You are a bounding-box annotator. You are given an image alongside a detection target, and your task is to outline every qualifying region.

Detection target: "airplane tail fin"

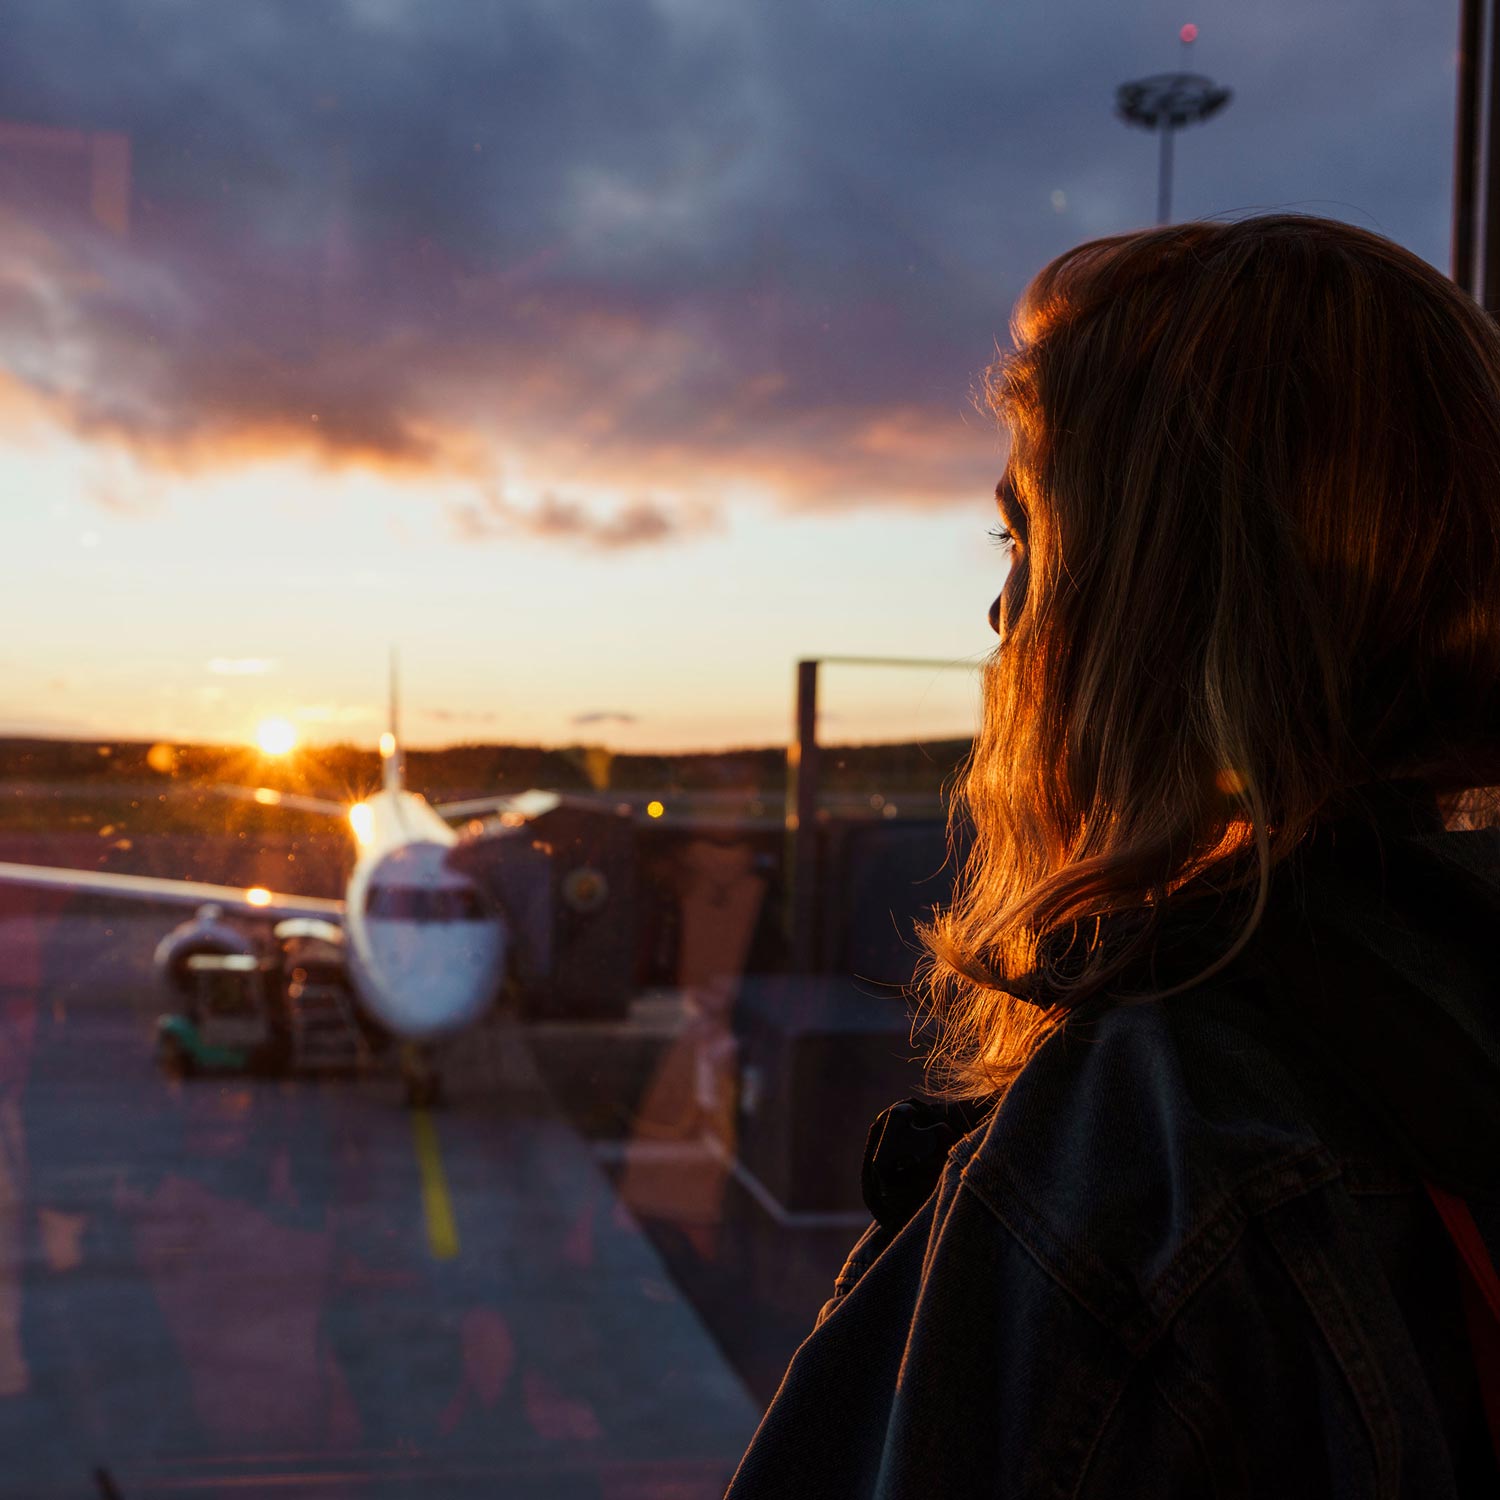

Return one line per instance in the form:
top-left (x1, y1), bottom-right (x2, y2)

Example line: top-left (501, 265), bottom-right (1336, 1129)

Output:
top-left (382, 646), bottom-right (404, 794)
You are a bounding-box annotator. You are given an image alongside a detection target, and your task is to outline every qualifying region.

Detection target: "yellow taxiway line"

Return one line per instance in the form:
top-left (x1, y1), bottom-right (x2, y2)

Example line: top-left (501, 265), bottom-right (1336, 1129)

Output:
top-left (410, 1109), bottom-right (460, 1260)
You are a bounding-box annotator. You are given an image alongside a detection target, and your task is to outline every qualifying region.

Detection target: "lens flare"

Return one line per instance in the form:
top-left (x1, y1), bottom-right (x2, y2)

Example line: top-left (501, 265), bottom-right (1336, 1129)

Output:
top-left (349, 801), bottom-right (376, 846)
top-left (245, 887), bottom-right (273, 907)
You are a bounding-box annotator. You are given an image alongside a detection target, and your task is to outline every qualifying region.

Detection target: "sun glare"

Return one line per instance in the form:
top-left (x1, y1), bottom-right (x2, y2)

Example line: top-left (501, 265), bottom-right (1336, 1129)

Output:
top-left (349, 801), bottom-right (375, 847)
top-left (255, 717), bottom-right (298, 756)
top-left (245, 887), bottom-right (273, 907)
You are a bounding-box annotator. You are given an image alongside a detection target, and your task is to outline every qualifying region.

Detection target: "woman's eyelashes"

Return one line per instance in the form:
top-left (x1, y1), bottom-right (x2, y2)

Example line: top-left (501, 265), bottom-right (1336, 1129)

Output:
top-left (988, 524), bottom-right (1016, 552)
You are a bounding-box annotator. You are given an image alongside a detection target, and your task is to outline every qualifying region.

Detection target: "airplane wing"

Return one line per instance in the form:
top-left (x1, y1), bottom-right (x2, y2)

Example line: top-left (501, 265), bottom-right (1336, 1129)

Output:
top-left (197, 784), bottom-right (350, 818)
top-left (433, 790), bottom-right (564, 822)
top-left (0, 862), bottom-right (343, 922)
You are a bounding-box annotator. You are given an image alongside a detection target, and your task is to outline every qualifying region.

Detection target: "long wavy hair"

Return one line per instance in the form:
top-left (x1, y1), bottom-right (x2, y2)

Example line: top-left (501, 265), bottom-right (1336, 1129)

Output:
top-left (921, 215), bottom-right (1500, 1100)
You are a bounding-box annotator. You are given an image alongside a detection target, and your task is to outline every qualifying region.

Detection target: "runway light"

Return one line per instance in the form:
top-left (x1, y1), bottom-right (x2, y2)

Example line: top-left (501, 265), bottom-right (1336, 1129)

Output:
top-left (253, 787), bottom-right (283, 806)
top-left (379, 731), bottom-right (397, 759)
top-left (349, 801), bottom-right (375, 846)
top-left (646, 800), bottom-right (665, 819)
top-left (245, 887), bottom-right (273, 907)
top-left (255, 717), bottom-right (298, 756)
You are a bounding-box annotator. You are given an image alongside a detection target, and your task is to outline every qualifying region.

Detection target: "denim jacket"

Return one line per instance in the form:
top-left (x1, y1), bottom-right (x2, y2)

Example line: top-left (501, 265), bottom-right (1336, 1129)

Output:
top-left (726, 815), bottom-right (1500, 1498)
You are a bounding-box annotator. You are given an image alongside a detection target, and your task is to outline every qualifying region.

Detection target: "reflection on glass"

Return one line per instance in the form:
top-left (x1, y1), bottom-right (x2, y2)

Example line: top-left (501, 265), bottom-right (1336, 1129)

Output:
top-left (0, 1), bottom-right (1453, 1494)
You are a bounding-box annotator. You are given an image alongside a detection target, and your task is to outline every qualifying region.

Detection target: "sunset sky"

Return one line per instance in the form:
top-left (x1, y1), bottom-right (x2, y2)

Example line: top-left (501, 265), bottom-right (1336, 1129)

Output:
top-left (0, 0), bottom-right (1459, 750)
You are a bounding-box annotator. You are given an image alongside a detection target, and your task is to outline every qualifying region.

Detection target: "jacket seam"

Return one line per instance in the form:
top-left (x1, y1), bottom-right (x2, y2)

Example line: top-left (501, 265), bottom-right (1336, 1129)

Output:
top-left (963, 1144), bottom-right (1341, 1354)
top-left (1260, 1197), bottom-right (1401, 1496)
top-left (956, 1178), bottom-right (1128, 1336)
top-left (1146, 1147), bottom-right (1343, 1332)
top-left (1147, 1371), bottom-right (1216, 1497)
top-left (834, 1249), bottom-right (880, 1294)
top-left (1065, 1368), bottom-right (1135, 1500)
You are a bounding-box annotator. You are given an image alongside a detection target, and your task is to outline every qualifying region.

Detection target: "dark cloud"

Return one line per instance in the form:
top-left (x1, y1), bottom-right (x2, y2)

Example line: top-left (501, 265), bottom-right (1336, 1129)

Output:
top-left (0, 0), bottom-right (1459, 532)
top-left (571, 711), bottom-right (638, 727)
top-left (447, 485), bottom-right (715, 549)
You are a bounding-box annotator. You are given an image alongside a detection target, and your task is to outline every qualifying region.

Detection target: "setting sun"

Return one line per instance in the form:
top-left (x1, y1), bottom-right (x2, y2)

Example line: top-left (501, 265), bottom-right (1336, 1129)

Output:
top-left (254, 717), bottom-right (298, 756)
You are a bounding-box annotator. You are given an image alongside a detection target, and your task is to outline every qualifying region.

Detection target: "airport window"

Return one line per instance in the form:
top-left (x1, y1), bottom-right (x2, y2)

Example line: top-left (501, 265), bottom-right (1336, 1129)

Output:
top-left (0, 5), bottom-right (1464, 1496)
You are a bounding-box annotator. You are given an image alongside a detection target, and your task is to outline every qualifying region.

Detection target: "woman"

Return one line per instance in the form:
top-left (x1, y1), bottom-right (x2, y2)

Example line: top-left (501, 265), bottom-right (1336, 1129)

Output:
top-left (727, 216), bottom-right (1500, 1497)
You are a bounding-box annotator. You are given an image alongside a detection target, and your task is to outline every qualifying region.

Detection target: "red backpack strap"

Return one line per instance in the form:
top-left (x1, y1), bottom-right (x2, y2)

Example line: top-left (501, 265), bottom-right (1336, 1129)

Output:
top-left (1424, 1180), bottom-right (1500, 1464)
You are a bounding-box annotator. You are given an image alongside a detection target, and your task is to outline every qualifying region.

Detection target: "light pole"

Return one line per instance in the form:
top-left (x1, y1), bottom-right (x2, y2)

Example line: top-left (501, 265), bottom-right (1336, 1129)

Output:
top-left (1116, 24), bottom-right (1232, 225)
top-left (1450, 0), bottom-right (1500, 312)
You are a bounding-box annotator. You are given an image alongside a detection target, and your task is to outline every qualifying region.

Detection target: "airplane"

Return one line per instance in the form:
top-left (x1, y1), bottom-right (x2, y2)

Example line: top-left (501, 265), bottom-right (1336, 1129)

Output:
top-left (0, 658), bottom-right (558, 1105)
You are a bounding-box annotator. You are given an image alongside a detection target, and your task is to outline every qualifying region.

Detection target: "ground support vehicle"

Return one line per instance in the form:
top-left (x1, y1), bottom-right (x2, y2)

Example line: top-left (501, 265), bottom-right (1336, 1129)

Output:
top-left (155, 937), bottom-right (369, 1077)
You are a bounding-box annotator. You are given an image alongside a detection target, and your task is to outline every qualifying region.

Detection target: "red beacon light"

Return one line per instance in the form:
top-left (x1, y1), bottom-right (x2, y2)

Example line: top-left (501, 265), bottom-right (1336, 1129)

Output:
top-left (1180, 23), bottom-right (1199, 44)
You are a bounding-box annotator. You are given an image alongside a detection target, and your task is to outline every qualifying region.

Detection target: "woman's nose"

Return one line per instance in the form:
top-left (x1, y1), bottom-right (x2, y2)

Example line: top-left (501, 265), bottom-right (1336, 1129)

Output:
top-left (988, 594), bottom-right (1002, 636)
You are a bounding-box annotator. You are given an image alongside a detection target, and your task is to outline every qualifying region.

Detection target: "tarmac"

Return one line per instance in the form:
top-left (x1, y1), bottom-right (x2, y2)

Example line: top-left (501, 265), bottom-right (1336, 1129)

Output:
top-left (0, 907), bottom-right (763, 1498)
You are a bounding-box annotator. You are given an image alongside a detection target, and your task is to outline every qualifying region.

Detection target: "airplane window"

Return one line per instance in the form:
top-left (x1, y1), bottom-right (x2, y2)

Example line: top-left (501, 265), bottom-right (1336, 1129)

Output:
top-left (0, 4), bottom-right (1458, 1496)
top-left (444, 889), bottom-right (489, 922)
top-left (365, 886), bottom-right (489, 922)
top-left (366, 885), bottom-right (411, 920)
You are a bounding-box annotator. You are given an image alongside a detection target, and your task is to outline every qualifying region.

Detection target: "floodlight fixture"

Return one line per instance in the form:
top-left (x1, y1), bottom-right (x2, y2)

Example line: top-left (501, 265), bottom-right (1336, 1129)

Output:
top-left (1117, 32), bottom-right (1232, 225)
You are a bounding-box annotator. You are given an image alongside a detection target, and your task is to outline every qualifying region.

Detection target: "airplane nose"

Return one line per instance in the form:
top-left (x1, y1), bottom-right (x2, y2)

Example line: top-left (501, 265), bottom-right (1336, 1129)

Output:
top-left (357, 921), bottom-right (505, 1040)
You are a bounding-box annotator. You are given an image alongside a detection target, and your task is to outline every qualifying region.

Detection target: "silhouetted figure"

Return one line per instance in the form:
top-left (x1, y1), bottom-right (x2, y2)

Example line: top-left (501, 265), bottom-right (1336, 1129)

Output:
top-left (729, 216), bottom-right (1500, 1497)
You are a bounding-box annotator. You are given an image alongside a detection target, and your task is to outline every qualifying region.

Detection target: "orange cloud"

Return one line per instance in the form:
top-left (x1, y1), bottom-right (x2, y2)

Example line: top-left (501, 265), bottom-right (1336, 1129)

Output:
top-left (0, 200), bottom-right (1003, 539)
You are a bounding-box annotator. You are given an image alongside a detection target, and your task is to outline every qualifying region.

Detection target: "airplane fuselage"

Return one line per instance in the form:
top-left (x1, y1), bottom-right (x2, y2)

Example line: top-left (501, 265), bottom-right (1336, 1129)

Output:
top-left (342, 788), bottom-right (507, 1041)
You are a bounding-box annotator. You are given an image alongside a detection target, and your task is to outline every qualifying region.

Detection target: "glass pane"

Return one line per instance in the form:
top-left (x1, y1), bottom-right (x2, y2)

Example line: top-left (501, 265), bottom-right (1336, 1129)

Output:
top-left (0, 4), bottom-right (1458, 1494)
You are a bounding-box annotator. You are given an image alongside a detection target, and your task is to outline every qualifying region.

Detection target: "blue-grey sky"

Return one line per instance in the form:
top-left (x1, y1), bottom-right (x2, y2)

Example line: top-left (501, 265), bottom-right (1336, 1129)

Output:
top-left (0, 0), bottom-right (1462, 748)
